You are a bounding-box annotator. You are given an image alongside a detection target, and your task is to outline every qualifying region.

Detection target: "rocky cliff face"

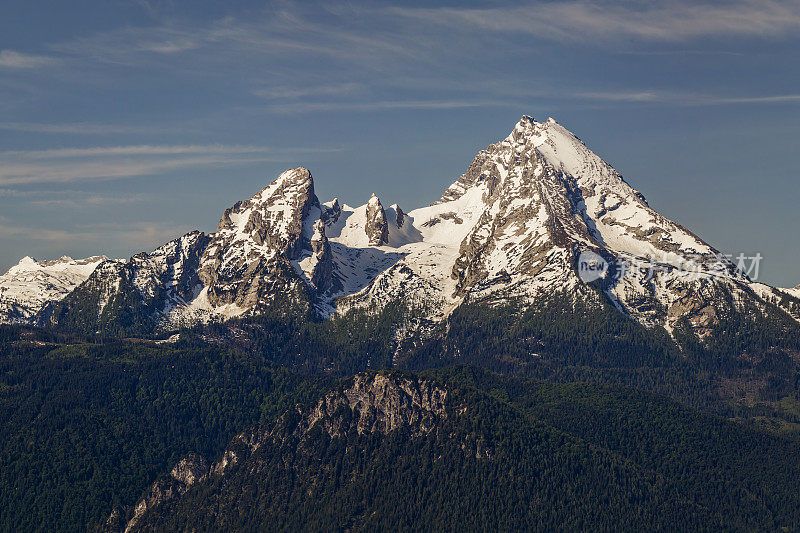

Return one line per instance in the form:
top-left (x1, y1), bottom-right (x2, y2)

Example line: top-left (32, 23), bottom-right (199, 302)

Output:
top-left (213, 373), bottom-right (447, 475)
top-left (394, 205), bottom-right (406, 228)
top-left (304, 372), bottom-right (447, 437)
top-left (107, 373), bottom-right (448, 531)
top-left (43, 169), bottom-right (323, 331)
top-left (331, 116), bottom-right (777, 337)
top-left (427, 116), bottom-right (753, 335)
top-left (197, 167), bottom-right (318, 309)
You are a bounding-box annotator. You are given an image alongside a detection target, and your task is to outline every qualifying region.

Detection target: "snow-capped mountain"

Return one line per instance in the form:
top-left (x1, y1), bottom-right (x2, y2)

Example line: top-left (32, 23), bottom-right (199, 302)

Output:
top-left (0, 256), bottom-right (106, 324)
top-left (3, 116), bottom-right (798, 336)
top-left (323, 116), bottom-right (795, 336)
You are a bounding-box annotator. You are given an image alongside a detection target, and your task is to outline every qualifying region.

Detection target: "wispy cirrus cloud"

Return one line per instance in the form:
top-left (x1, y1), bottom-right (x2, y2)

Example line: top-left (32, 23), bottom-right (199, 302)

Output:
top-left (45, 8), bottom-right (416, 72)
top-left (256, 91), bottom-right (800, 114)
top-left (253, 82), bottom-right (363, 100)
top-left (0, 121), bottom-right (190, 135)
top-left (0, 187), bottom-right (154, 209)
top-left (0, 50), bottom-right (57, 68)
top-left (3, 0), bottom-right (798, 124)
top-left (573, 90), bottom-right (800, 106)
top-left (390, 0), bottom-right (800, 44)
top-left (0, 144), bottom-right (342, 185)
top-left (26, 193), bottom-right (153, 209)
top-left (711, 94), bottom-right (800, 104)
top-left (34, 0), bottom-right (800, 77)
top-left (1, 144), bottom-right (320, 158)
top-left (262, 99), bottom-right (510, 113)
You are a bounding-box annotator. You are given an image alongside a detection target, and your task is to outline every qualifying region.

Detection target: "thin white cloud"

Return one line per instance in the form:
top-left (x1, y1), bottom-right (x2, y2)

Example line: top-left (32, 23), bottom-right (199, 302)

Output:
top-left (25, 193), bottom-right (153, 208)
top-left (258, 91), bottom-right (800, 114)
top-left (2, 144), bottom-right (337, 159)
top-left (46, 10), bottom-right (417, 72)
top-left (572, 90), bottom-right (800, 106)
top-left (0, 50), bottom-right (57, 68)
top-left (136, 36), bottom-right (203, 54)
top-left (711, 94), bottom-right (800, 104)
top-left (253, 82), bottom-right (363, 100)
top-left (0, 144), bottom-right (342, 185)
top-left (0, 121), bottom-right (189, 135)
top-left (391, 0), bottom-right (800, 44)
top-left (574, 91), bottom-right (661, 102)
top-left (263, 99), bottom-right (509, 113)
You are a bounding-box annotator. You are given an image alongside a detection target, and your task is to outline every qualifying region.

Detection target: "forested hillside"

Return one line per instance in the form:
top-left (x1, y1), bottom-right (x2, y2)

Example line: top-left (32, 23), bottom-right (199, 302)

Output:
top-left (3, 288), bottom-right (800, 532)
top-left (0, 331), bottom-right (331, 531)
top-left (129, 367), bottom-right (800, 531)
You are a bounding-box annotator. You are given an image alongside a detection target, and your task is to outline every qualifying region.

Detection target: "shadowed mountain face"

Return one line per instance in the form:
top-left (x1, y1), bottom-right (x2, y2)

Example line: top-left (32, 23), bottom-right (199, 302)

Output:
top-left (2, 116), bottom-right (798, 338)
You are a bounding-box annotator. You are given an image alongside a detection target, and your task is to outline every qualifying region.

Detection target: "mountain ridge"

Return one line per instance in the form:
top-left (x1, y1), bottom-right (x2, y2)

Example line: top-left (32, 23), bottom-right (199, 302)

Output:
top-left (2, 116), bottom-right (798, 338)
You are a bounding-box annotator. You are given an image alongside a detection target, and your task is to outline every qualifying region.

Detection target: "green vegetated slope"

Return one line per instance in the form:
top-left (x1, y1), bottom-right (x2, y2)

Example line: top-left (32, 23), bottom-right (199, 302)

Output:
top-left (138, 367), bottom-right (800, 532)
top-left (0, 334), bottom-right (331, 531)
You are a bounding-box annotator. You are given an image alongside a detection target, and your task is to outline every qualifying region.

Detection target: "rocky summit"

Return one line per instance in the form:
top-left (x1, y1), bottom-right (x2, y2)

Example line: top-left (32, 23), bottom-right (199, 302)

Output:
top-left (2, 116), bottom-right (798, 336)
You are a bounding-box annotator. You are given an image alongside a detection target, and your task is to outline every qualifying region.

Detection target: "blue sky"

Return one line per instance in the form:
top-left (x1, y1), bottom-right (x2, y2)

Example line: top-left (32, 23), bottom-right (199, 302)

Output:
top-left (1, 0), bottom-right (798, 286)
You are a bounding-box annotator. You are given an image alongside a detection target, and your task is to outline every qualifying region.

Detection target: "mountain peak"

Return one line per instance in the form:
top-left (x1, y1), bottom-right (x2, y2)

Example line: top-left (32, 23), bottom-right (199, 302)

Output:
top-left (515, 114), bottom-right (555, 127)
top-left (251, 167), bottom-right (313, 203)
top-left (512, 114), bottom-right (539, 134)
top-left (280, 166), bottom-right (311, 181)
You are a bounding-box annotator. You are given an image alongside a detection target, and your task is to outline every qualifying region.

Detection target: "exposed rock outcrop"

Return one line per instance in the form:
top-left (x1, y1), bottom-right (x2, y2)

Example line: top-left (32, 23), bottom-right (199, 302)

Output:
top-left (365, 194), bottom-right (389, 246)
top-left (214, 373), bottom-right (448, 477)
top-left (321, 198), bottom-right (341, 225)
top-left (103, 454), bottom-right (209, 533)
top-left (394, 205), bottom-right (406, 228)
top-left (197, 167), bottom-right (318, 309)
top-left (109, 373), bottom-right (449, 531)
top-left (308, 219), bottom-right (337, 293)
top-left (305, 372), bottom-right (447, 437)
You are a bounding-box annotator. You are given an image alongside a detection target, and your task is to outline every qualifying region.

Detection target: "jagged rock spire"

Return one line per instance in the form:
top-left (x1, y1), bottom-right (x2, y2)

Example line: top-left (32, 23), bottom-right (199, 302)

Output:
top-left (321, 198), bottom-right (341, 225)
top-left (309, 220), bottom-right (335, 292)
top-left (394, 205), bottom-right (406, 228)
top-left (365, 193), bottom-right (389, 246)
